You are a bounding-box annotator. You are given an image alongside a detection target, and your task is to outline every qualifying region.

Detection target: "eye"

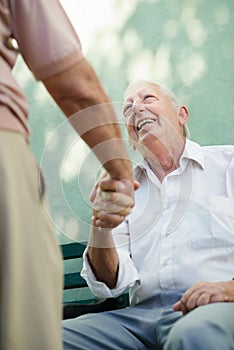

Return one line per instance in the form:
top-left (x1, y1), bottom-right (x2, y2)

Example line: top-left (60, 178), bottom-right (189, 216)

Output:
top-left (123, 103), bottom-right (132, 116)
top-left (144, 95), bottom-right (158, 102)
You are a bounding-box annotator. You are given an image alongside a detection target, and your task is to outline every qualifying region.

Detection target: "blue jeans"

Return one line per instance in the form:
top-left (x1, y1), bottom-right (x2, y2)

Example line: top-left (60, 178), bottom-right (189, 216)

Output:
top-left (63, 291), bottom-right (234, 350)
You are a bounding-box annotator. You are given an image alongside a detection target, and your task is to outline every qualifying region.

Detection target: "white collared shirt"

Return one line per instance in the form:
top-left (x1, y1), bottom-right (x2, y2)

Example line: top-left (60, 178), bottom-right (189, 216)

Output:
top-left (82, 139), bottom-right (234, 305)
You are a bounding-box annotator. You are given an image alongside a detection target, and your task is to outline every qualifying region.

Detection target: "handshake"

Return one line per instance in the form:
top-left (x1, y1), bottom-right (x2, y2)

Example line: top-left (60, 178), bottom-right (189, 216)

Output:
top-left (90, 172), bottom-right (140, 229)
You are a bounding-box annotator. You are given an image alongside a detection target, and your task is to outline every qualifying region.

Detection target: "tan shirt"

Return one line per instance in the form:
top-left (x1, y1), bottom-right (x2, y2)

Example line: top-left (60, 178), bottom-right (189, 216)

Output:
top-left (0, 0), bottom-right (83, 137)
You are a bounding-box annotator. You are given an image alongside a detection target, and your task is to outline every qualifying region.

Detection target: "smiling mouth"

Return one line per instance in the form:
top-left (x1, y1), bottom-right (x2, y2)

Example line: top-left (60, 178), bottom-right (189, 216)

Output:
top-left (137, 118), bottom-right (156, 131)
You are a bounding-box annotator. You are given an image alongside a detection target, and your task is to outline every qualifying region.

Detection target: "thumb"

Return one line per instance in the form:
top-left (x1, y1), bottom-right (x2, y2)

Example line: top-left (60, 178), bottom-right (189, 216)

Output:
top-left (134, 181), bottom-right (140, 191)
top-left (173, 301), bottom-right (181, 311)
top-left (89, 181), bottom-right (99, 202)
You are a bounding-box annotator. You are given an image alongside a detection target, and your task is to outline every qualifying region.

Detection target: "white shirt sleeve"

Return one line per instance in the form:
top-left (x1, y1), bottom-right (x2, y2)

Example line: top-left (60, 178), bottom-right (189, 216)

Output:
top-left (81, 220), bottom-right (140, 299)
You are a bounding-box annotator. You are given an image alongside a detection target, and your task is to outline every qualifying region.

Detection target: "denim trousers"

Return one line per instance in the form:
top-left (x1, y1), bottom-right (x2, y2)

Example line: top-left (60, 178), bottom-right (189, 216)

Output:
top-left (63, 290), bottom-right (234, 350)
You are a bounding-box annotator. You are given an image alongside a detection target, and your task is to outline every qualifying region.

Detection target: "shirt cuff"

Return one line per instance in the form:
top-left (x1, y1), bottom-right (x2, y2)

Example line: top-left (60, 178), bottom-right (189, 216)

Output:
top-left (81, 248), bottom-right (139, 299)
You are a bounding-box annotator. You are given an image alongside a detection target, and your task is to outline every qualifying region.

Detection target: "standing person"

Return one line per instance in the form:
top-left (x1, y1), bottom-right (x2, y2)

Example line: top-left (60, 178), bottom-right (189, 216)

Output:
top-left (63, 81), bottom-right (234, 350)
top-left (0, 1), bottom-right (134, 349)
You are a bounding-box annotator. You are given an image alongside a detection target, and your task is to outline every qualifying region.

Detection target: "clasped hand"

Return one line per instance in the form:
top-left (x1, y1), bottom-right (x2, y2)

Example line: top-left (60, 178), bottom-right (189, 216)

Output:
top-left (90, 172), bottom-right (139, 228)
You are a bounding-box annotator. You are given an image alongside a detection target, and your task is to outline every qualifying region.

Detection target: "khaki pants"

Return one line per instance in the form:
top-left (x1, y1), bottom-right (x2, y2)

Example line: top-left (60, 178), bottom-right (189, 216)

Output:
top-left (0, 131), bottom-right (63, 350)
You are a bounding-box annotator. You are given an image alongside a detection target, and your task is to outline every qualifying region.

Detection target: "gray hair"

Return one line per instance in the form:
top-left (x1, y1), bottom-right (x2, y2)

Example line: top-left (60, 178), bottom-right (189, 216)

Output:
top-left (124, 81), bottom-right (190, 138)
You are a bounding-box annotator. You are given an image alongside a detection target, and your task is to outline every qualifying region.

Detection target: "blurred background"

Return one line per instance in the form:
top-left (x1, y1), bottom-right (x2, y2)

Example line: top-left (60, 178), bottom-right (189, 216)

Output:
top-left (13, 0), bottom-right (234, 245)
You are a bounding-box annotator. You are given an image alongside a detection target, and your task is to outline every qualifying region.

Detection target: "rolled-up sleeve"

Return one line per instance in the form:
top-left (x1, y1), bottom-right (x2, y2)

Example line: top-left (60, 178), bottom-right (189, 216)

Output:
top-left (81, 220), bottom-right (139, 299)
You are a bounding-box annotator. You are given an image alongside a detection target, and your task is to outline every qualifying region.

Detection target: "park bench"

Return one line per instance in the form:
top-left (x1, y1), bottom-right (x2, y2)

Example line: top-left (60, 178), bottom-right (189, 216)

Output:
top-left (61, 241), bottom-right (129, 319)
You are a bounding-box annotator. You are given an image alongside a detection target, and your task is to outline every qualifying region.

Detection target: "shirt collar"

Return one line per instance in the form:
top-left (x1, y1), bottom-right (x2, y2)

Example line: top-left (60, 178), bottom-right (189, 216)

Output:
top-left (180, 139), bottom-right (205, 170)
top-left (134, 139), bottom-right (205, 177)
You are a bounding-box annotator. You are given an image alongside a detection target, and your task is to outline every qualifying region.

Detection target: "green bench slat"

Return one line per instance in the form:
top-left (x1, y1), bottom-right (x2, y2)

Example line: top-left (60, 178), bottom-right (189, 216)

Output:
top-left (61, 242), bottom-right (86, 260)
top-left (64, 272), bottom-right (87, 290)
top-left (61, 241), bottom-right (130, 319)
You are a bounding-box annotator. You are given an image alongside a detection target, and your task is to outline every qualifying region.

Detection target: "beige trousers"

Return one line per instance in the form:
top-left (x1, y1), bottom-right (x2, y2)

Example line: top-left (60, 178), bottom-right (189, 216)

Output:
top-left (0, 130), bottom-right (63, 350)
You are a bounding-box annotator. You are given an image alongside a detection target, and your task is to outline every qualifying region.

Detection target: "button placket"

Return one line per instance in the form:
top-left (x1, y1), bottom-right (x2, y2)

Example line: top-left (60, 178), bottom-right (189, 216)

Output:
top-left (159, 175), bottom-right (178, 288)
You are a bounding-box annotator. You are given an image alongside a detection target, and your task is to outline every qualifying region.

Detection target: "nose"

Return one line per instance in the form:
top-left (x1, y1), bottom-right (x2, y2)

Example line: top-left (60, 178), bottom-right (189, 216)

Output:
top-left (132, 101), bottom-right (145, 115)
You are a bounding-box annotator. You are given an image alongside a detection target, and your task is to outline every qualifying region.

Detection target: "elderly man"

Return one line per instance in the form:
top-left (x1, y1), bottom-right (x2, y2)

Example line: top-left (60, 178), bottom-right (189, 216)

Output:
top-left (63, 81), bottom-right (234, 350)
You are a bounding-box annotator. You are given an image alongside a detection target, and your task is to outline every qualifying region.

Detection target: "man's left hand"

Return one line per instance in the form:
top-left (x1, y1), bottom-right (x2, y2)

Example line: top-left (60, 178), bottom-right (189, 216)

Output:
top-left (173, 280), bottom-right (234, 315)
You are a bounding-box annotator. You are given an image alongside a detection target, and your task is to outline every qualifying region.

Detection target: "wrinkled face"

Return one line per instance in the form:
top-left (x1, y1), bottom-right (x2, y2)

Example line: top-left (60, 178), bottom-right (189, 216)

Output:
top-left (123, 83), bottom-right (185, 150)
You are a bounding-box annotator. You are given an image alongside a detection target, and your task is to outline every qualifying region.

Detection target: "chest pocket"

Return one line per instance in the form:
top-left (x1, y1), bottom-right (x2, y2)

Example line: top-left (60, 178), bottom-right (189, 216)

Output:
top-left (190, 195), bottom-right (234, 250)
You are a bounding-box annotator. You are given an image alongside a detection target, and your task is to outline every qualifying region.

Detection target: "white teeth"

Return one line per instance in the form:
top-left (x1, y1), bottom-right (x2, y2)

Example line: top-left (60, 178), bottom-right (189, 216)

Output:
top-left (137, 118), bottom-right (155, 131)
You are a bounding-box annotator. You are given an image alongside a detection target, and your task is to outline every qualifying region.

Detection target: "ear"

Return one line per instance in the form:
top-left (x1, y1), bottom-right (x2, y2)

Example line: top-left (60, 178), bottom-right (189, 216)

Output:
top-left (178, 106), bottom-right (189, 126)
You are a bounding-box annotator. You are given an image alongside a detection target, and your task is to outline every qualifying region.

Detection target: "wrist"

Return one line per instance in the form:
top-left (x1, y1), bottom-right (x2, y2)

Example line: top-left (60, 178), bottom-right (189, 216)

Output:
top-left (104, 159), bottom-right (133, 182)
top-left (88, 226), bottom-right (114, 249)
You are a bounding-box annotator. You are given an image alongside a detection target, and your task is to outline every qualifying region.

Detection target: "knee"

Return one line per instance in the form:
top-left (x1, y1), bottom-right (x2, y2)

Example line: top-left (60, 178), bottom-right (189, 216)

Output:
top-left (164, 316), bottom-right (233, 350)
top-left (164, 317), bottom-right (204, 349)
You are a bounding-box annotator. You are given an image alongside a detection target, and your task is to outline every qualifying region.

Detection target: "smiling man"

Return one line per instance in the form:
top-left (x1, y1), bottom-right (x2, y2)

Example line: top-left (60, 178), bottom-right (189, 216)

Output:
top-left (123, 81), bottom-right (189, 181)
top-left (63, 81), bottom-right (234, 350)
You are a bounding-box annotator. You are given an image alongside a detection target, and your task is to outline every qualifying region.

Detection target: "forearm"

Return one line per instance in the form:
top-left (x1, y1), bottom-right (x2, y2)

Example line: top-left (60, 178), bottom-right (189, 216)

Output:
top-left (43, 57), bottom-right (133, 182)
top-left (87, 227), bottom-right (119, 289)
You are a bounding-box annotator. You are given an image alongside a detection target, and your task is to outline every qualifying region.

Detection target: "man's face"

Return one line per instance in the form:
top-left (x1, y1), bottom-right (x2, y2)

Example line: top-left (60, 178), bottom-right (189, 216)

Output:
top-left (123, 83), bottom-right (185, 151)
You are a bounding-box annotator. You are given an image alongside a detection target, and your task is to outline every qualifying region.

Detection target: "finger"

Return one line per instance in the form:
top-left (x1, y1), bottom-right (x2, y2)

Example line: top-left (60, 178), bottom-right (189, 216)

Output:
top-left (93, 211), bottom-right (126, 226)
top-left (93, 220), bottom-right (117, 229)
top-left (180, 286), bottom-right (200, 313)
top-left (93, 179), bottom-right (139, 205)
top-left (180, 282), bottom-right (204, 305)
top-left (173, 301), bottom-right (182, 311)
top-left (93, 192), bottom-right (134, 214)
top-left (92, 215), bottom-right (116, 228)
top-left (92, 217), bottom-right (124, 229)
top-left (186, 287), bottom-right (213, 312)
top-left (89, 170), bottom-right (111, 202)
top-left (180, 287), bottom-right (196, 304)
top-left (197, 293), bottom-right (211, 307)
top-left (89, 181), bottom-right (99, 202)
top-left (173, 300), bottom-right (189, 315)
top-left (180, 302), bottom-right (189, 315)
top-left (185, 292), bottom-right (201, 311)
top-left (100, 190), bottom-right (117, 201)
top-left (100, 178), bottom-right (134, 197)
top-left (100, 178), bottom-right (123, 192)
top-left (98, 183), bottom-right (138, 204)
top-left (93, 201), bottom-right (133, 216)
